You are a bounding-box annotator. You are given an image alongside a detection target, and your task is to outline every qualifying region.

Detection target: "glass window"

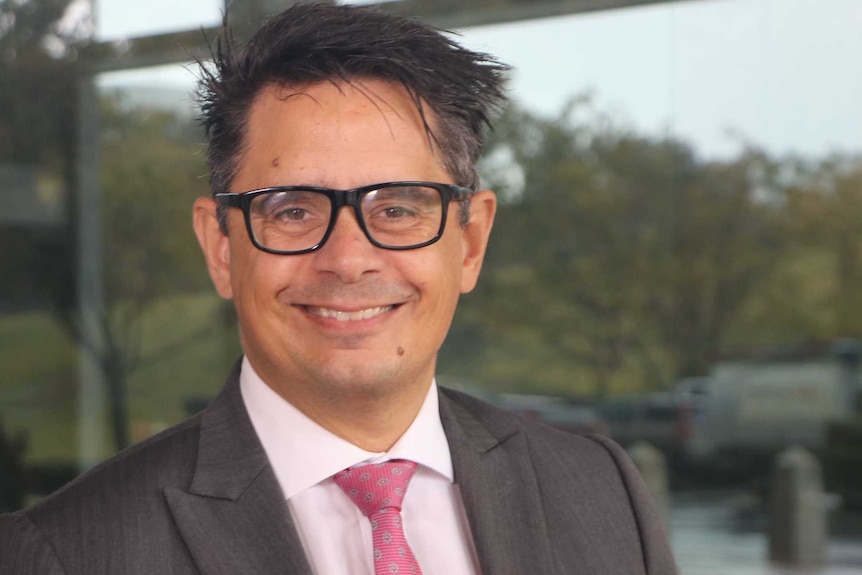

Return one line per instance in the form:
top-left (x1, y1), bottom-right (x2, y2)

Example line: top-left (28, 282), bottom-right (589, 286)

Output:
top-left (0, 59), bottom-right (238, 508)
top-left (85, 65), bottom-right (240, 458)
top-left (440, 2), bottom-right (862, 570)
top-left (2, 0), bottom-right (861, 570)
top-left (1, 0), bottom-right (86, 509)
top-left (460, 0), bottom-right (862, 160)
top-left (440, 0), bottom-right (862, 394)
top-left (96, 0), bottom-right (222, 41)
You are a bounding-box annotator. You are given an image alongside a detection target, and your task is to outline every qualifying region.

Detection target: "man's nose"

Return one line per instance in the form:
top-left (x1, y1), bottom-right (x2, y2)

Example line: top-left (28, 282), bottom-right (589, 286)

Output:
top-left (311, 206), bottom-right (384, 282)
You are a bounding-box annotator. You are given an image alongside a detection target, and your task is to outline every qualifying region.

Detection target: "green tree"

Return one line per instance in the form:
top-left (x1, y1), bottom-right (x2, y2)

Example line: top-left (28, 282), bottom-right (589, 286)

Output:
top-left (651, 149), bottom-right (785, 377)
top-left (86, 93), bottom-right (215, 450)
top-left (728, 155), bottom-right (862, 346)
top-left (444, 101), bottom-right (787, 395)
top-left (449, 102), bottom-right (679, 395)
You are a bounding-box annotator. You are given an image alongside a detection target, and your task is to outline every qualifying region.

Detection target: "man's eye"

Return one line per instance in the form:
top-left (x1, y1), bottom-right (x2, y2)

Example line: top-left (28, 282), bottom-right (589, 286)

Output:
top-left (274, 207), bottom-right (309, 221)
top-left (383, 206), bottom-right (416, 219)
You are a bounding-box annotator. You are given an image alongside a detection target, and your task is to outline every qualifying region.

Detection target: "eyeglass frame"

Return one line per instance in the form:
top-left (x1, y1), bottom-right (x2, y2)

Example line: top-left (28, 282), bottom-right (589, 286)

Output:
top-left (214, 181), bottom-right (475, 255)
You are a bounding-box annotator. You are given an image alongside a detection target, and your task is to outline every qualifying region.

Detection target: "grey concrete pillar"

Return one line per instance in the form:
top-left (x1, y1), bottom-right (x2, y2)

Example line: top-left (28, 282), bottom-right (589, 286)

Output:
top-left (628, 441), bottom-right (670, 528)
top-left (768, 446), bottom-right (826, 567)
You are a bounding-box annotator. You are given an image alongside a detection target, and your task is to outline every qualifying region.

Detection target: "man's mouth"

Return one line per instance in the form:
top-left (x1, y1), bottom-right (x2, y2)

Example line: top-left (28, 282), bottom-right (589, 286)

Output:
top-left (303, 305), bottom-right (395, 321)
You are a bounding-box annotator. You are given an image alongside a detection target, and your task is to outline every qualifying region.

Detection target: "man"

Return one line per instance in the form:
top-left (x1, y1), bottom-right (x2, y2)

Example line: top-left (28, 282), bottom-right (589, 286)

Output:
top-left (0, 3), bottom-right (677, 573)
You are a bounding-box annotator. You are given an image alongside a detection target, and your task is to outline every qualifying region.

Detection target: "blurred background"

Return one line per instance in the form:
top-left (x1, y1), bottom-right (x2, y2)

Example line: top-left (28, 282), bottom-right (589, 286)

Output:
top-left (1, 0), bottom-right (861, 572)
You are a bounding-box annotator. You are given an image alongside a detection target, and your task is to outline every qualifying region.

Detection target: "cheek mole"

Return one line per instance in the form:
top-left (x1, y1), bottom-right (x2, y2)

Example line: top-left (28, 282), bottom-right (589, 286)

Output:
top-left (397, 347), bottom-right (405, 356)
top-left (272, 157), bottom-right (280, 167)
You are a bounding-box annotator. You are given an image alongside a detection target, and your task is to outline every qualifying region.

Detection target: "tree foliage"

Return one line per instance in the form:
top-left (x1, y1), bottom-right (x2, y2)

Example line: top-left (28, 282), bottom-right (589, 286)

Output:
top-left (4, 0), bottom-right (862, 448)
top-left (440, 100), bottom-right (862, 397)
top-left (89, 94), bottom-right (212, 450)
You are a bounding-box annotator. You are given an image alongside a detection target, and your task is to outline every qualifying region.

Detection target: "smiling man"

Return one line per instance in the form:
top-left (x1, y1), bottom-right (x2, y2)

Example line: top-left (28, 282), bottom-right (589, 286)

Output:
top-left (195, 79), bottom-right (493, 452)
top-left (0, 3), bottom-right (676, 574)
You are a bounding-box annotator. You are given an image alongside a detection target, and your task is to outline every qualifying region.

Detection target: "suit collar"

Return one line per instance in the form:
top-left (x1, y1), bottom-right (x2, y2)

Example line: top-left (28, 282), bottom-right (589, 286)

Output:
top-left (440, 388), bottom-right (558, 575)
top-left (167, 366), bottom-right (556, 575)
top-left (165, 360), bottom-right (313, 575)
top-left (241, 356), bottom-right (455, 499)
top-left (187, 360), bottom-right (269, 499)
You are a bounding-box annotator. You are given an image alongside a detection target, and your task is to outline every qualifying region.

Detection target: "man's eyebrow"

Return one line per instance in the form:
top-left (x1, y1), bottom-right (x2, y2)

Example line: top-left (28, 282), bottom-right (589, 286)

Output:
top-left (370, 186), bottom-right (436, 200)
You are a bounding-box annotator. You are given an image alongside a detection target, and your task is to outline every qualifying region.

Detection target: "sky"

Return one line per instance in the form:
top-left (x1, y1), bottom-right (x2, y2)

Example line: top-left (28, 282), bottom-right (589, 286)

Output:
top-left (96, 0), bottom-right (862, 160)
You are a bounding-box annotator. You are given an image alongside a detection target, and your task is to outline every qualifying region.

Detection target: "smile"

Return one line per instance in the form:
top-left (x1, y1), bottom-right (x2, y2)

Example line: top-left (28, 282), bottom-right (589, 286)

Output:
top-left (304, 305), bottom-right (395, 321)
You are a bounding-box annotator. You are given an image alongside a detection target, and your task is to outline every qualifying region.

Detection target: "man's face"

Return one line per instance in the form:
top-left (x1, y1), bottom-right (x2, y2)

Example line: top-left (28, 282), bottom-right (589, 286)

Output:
top-left (194, 80), bottom-right (495, 415)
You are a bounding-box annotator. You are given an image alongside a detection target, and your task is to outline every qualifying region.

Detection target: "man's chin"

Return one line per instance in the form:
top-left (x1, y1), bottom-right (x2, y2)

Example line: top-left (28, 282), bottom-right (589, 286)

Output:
top-left (311, 358), bottom-right (425, 400)
top-left (316, 375), bottom-right (402, 405)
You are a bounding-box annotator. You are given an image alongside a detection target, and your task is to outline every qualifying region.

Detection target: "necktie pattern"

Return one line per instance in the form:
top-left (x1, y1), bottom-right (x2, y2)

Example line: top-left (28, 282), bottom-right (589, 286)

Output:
top-left (333, 460), bottom-right (423, 575)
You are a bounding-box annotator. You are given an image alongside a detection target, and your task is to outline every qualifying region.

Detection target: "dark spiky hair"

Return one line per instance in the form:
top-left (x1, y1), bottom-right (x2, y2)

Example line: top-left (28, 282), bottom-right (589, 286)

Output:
top-left (196, 1), bottom-right (509, 229)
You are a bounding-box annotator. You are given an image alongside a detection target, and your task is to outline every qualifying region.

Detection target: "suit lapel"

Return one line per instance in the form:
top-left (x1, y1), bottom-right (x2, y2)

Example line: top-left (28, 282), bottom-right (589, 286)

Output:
top-left (165, 368), bottom-right (559, 575)
top-left (440, 390), bottom-right (557, 575)
top-left (165, 364), bottom-right (313, 575)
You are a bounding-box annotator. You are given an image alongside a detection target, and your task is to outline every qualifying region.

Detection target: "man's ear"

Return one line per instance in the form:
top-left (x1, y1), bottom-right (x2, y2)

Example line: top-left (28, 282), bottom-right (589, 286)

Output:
top-left (460, 189), bottom-right (497, 294)
top-left (192, 197), bottom-right (234, 299)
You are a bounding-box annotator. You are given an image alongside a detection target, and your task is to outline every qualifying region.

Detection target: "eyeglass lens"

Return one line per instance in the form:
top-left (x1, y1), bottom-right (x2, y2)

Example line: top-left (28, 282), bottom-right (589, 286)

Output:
top-left (249, 184), bottom-right (444, 252)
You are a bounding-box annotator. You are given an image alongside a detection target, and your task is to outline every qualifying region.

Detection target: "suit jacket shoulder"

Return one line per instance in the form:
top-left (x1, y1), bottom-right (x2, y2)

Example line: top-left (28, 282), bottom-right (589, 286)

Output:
top-left (0, 409), bottom-right (205, 574)
top-left (0, 373), bottom-right (676, 575)
top-left (439, 387), bottom-right (677, 575)
top-left (0, 513), bottom-right (66, 575)
top-left (0, 364), bottom-right (310, 575)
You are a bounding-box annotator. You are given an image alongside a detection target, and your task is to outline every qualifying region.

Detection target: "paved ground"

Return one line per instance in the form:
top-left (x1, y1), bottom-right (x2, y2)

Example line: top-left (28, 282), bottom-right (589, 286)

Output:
top-left (669, 491), bottom-right (862, 575)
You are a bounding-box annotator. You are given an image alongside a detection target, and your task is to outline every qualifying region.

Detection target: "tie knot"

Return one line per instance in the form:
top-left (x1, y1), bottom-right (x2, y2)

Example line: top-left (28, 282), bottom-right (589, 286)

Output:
top-left (333, 460), bottom-right (417, 517)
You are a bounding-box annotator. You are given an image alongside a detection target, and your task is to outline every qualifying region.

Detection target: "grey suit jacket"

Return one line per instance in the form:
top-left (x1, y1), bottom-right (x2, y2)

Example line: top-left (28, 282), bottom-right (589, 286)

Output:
top-left (0, 363), bottom-right (677, 574)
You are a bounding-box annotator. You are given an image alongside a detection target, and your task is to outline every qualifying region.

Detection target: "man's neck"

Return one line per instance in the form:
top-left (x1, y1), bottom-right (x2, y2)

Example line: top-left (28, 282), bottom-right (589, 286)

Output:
top-left (291, 387), bottom-right (429, 452)
top-left (246, 357), bottom-right (434, 452)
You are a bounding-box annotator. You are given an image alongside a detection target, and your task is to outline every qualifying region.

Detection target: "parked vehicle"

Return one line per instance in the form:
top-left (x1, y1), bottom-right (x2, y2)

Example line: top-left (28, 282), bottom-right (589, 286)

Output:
top-left (493, 393), bottom-right (610, 437)
top-left (678, 340), bottom-right (861, 475)
top-left (593, 393), bottom-right (692, 460)
top-left (445, 384), bottom-right (610, 437)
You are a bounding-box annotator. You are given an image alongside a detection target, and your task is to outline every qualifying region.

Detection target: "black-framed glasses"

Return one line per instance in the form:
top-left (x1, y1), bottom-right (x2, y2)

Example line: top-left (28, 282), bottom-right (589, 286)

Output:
top-left (215, 181), bottom-right (474, 255)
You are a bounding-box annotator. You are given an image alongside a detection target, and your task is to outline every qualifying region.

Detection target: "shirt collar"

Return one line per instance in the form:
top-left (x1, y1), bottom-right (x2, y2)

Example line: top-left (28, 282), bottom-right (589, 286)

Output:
top-left (239, 356), bottom-right (453, 500)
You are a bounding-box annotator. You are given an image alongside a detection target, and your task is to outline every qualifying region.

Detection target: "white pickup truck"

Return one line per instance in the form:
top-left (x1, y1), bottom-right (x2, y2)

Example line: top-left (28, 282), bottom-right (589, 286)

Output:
top-left (679, 340), bottom-right (861, 472)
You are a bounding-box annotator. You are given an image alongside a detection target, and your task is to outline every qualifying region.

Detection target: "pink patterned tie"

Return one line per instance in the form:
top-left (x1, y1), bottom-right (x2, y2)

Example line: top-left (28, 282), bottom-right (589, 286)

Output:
top-left (333, 460), bottom-right (423, 575)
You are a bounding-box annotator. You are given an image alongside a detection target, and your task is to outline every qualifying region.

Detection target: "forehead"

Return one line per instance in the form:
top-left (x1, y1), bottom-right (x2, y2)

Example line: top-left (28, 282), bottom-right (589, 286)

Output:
top-left (244, 80), bottom-right (436, 160)
top-left (233, 79), bottom-right (447, 189)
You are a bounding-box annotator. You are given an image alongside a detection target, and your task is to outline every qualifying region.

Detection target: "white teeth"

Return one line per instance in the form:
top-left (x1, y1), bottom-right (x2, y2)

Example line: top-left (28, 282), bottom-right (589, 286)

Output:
top-left (311, 306), bottom-right (392, 321)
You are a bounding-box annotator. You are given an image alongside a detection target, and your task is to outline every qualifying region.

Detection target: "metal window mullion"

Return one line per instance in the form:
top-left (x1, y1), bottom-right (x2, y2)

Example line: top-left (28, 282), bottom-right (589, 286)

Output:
top-left (76, 73), bottom-right (108, 471)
